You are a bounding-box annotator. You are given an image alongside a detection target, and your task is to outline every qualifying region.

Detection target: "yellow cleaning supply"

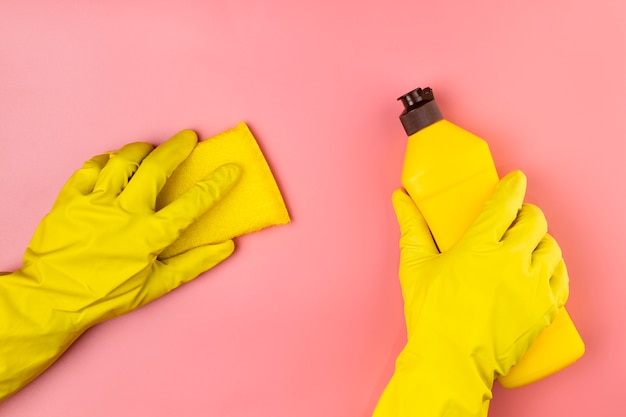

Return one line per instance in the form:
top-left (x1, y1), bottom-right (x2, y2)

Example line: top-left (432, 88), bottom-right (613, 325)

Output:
top-left (0, 126), bottom-right (290, 401)
top-left (397, 87), bottom-right (584, 388)
top-left (375, 172), bottom-right (570, 416)
top-left (156, 122), bottom-right (290, 258)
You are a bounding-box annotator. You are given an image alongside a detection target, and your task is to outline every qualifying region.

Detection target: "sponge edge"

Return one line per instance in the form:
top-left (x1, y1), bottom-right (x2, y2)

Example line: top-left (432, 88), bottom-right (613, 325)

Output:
top-left (156, 122), bottom-right (290, 258)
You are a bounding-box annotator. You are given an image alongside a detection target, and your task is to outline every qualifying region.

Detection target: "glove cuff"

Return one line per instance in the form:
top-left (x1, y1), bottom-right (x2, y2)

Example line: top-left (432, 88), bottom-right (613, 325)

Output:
top-left (373, 340), bottom-right (494, 417)
top-left (0, 271), bottom-right (86, 401)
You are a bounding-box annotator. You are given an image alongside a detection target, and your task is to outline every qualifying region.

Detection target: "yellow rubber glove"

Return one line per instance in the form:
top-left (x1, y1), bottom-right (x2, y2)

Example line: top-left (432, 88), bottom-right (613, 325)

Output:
top-left (373, 171), bottom-right (569, 417)
top-left (0, 130), bottom-right (240, 401)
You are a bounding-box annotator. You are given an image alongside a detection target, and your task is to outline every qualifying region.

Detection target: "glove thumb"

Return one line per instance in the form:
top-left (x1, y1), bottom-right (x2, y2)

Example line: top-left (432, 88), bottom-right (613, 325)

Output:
top-left (392, 189), bottom-right (439, 257)
top-left (140, 240), bottom-right (235, 305)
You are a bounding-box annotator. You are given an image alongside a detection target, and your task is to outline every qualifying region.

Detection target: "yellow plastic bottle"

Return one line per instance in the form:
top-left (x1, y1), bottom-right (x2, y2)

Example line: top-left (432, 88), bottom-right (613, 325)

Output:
top-left (397, 87), bottom-right (585, 388)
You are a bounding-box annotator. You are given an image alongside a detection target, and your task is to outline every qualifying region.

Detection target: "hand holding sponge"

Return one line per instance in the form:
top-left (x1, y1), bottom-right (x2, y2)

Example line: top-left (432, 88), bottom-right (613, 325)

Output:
top-left (157, 122), bottom-right (290, 258)
top-left (0, 123), bottom-right (289, 401)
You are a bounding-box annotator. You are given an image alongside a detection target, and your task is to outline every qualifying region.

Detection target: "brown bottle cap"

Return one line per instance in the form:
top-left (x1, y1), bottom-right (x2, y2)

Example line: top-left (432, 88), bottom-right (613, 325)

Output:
top-left (398, 87), bottom-right (443, 136)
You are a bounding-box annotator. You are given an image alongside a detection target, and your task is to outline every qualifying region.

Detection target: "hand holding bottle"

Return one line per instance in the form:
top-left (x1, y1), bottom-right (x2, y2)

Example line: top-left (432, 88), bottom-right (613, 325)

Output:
top-left (373, 171), bottom-right (569, 417)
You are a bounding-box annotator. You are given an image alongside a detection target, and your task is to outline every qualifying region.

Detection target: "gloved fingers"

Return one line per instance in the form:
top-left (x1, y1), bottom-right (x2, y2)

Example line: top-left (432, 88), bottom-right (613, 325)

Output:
top-left (142, 240), bottom-right (235, 303)
top-left (532, 234), bottom-right (569, 308)
top-left (392, 189), bottom-right (439, 257)
top-left (92, 142), bottom-right (154, 198)
top-left (501, 203), bottom-right (548, 253)
top-left (160, 240), bottom-right (235, 284)
top-left (550, 259), bottom-right (570, 309)
top-left (466, 170), bottom-right (526, 244)
top-left (119, 130), bottom-right (198, 213)
top-left (531, 233), bottom-right (562, 276)
top-left (56, 153), bottom-right (110, 200)
top-left (153, 163), bottom-right (241, 241)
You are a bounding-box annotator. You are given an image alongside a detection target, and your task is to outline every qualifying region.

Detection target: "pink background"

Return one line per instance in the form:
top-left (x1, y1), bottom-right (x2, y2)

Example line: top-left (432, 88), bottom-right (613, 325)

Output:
top-left (1, 1), bottom-right (624, 415)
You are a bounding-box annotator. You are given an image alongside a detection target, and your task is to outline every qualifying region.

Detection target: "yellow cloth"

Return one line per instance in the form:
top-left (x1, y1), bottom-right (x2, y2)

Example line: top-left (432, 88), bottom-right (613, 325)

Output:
top-left (157, 122), bottom-right (290, 258)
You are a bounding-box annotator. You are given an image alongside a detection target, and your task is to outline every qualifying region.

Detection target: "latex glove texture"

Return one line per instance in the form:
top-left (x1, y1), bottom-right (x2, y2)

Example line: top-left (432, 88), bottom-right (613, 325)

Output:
top-left (373, 170), bottom-right (569, 417)
top-left (0, 130), bottom-right (240, 401)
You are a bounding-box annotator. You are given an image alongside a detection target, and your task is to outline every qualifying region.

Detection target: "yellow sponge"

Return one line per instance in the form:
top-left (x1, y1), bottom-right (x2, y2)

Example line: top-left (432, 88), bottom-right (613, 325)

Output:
top-left (156, 122), bottom-right (290, 258)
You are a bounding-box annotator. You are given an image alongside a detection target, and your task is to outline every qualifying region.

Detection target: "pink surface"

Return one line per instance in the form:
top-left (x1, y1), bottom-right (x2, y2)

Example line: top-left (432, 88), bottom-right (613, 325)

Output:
top-left (0, 0), bottom-right (624, 415)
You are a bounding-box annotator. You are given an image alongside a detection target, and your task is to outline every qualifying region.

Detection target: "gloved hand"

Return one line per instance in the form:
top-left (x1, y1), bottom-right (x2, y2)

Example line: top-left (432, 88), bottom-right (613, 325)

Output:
top-left (373, 170), bottom-right (569, 417)
top-left (0, 130), bottom-right (240, 401)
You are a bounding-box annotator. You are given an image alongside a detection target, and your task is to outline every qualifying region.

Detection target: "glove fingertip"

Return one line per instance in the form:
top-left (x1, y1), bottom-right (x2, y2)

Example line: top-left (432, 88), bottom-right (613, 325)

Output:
top-left (551, 259), bottom-right (570, 309)
top-left (391, 188), bottom-right (415, 218)
top-left (206, 163), bottom-right (242, 188)
top-left (470, 170), bottom-right (527, 243)
top-left (210, 239), bottom-right (236, 262)
top-left (496, 170), bottom-right (527, 208)
top-left (172, 129), bottom-right (199, 147)
top-left (503, 169), bottom-right (527, 190)
top-left (392, 188), bottom-right (438, 255)
top-left (165, 240), bottom-right (235, 272)
top-left (199, 163), bottom-right (242, 203)
top-left (57, 154), bottom-right (111, 199)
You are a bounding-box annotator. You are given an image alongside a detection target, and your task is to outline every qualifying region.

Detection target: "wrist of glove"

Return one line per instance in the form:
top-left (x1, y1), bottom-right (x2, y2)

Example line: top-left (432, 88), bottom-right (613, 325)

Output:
top-left (375, 336), bottom-right (493, 417)
top-left (0, 130), bottom-right (240, 401)
top-left (0, 271), bottom-right (84, 399)
top-left (374, 171), bottom-right (569, 417)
